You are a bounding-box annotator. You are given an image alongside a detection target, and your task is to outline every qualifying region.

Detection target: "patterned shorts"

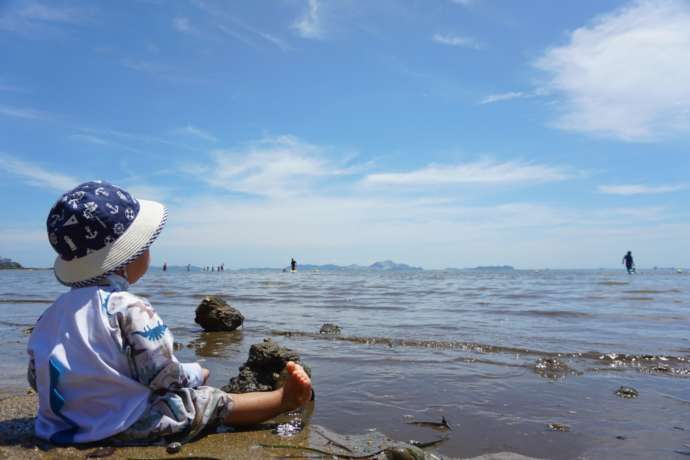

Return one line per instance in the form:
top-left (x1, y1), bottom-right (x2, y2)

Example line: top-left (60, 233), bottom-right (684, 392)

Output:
top-left (110, 386), bottom-right (233, 445)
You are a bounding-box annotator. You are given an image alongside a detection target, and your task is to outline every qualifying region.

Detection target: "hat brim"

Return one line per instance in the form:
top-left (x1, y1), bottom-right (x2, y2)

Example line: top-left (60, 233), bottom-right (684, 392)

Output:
top-left (54, 199), bottom-right (167, 286)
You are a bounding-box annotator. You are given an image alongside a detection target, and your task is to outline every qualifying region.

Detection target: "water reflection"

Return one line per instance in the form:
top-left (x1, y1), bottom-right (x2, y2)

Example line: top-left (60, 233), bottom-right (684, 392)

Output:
top-left (190, 331), bottom-right (244, 358)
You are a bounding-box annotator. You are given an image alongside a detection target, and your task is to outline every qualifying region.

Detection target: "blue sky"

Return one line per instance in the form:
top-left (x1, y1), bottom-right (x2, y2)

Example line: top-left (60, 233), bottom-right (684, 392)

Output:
top-left (2, 0), bottom-right (690, 269)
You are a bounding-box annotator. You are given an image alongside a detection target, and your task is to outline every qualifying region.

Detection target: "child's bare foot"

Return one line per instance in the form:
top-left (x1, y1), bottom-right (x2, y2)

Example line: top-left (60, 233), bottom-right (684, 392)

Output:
top-left (280, 361), bottom-right (312, 411)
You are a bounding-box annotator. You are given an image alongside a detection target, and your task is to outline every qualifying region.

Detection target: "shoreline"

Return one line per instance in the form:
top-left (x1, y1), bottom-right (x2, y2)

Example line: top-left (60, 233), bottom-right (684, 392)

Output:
top-left (0, 390), bottom-right (541, 460)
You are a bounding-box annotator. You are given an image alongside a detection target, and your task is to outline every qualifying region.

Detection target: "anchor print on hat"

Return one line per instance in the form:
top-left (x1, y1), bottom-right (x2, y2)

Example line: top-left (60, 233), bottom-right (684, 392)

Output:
top-left (46, 181), bottom-right (141, 261)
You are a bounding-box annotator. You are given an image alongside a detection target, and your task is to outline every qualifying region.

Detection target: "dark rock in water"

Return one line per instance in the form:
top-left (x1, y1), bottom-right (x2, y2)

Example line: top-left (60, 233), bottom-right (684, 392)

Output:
top-left (615, 386), bottom-right (639, 399)
top-left (195, 296), bottom-right (244, 332)
top-left (319, 323), bottom-right (342, 335)
top-left (222, 338), bottom-right (310, 393)
top-left (166, 441), bottom-right (182, 454)
top-left (384, 446), bottom-right (426, 460)
top-left (547, 423), bottom-right (570, 432)
top-left (534, 357), bottom-right (576, 379)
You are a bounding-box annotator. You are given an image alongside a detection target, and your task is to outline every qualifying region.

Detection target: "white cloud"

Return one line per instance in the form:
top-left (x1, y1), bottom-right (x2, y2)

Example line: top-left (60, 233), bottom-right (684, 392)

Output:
top-left (70, 134), bottom-right (108, 145)
top-left (0, 104), bottom-right (48, 120)
top-left (172, 17), bottom-right (192, 33)
top-left (0, 2), bottom-right (90, 37)
top-left (292, 0), bottom-right (322, 39)
top-left (192, 135), bottom-right (356, 198)
top-left (432, 33), bottom-right (481, 49)
top-left (363, 160), bottom-right (571, 187)
top-left (0, 153), bottom-right (78, 191)
top-left (598, 183), bottom-right (687, 195)
top-left (180, 125), bottom-right (217, 142)
top-left (480, 91), bottom-right (531, 104)
top-left (535, 0), bottom-right (690, 141)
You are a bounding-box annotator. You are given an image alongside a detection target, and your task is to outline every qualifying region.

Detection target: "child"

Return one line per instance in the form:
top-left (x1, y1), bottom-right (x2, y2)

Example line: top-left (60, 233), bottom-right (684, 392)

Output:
top-left (28, 181), bottom-right (312, 445)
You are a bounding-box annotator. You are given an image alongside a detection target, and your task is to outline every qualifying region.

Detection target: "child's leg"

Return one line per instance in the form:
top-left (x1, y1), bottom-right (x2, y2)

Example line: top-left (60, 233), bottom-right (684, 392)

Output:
top-left (224, 362), bottom-right (312, 426)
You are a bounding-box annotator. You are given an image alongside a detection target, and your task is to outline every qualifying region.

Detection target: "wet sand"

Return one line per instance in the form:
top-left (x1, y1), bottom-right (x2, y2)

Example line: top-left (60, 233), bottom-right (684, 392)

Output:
top-left (0, 390), bottom-right (542, 460)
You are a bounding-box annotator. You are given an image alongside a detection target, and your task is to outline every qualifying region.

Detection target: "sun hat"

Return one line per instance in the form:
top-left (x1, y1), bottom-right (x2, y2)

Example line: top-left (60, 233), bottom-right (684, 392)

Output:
top-left (46, 181), bottom-right (167, 287)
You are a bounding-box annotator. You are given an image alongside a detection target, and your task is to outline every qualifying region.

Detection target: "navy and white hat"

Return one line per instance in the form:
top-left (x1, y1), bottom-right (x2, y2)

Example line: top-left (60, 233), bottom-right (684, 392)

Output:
top-left (46, 181), bottom-right (167, 286)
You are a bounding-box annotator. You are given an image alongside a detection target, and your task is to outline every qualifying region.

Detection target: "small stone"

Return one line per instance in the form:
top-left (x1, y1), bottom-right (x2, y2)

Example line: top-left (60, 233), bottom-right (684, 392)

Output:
top-left (319, 323), bottom-right (342, 335)
top-left (615, 386), bottom-right (639, 399)
top-left (548, 423), bottom-right (570, 432)
top-left (85, 446), bottom-right (116, 458)
top-left (616, 435), bottom-right (627, 440)
top-left (166, 442), bottom-right (182, 454)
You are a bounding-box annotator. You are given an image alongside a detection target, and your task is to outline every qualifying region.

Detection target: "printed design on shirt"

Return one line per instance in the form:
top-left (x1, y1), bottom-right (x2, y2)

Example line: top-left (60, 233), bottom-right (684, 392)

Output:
top-left (127, 301), bottom-right (156, 319)
top-left (133, 322), bottom-right (168, 341)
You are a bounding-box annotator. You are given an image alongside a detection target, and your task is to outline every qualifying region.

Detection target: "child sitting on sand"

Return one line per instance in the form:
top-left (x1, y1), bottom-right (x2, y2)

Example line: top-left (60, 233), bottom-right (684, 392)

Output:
top-left (27, 181), bottom-right (312, 444)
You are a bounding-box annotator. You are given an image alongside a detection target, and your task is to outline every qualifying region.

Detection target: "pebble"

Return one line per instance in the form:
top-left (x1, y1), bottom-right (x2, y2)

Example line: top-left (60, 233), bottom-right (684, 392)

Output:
top-left (166, 442), bottom-right (182, 454)
top-left (615, 386), bottom-right (639, 399)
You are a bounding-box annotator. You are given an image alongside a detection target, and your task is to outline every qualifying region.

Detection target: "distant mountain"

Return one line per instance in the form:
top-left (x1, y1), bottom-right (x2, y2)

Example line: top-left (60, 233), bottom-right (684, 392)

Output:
top-left (0, 257), bottom-right (23, 269)
top-left (287, 260), bottom-right (423, 272)
top-left (445, 265), bottom-right (515, 271)
top-left (368, 260), bottom-right (423, 271)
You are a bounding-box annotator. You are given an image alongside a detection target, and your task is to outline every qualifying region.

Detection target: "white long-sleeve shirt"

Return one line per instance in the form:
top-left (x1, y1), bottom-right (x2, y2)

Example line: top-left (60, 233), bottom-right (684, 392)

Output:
top-left (27, 275), bottom-right (204, 443)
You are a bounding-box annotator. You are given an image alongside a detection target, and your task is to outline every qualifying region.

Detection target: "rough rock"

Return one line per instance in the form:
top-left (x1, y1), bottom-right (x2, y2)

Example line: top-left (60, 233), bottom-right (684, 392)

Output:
top-left (195, 296), bottom-right (244, 332)
top-left (615, 386), bottom-right (639, 399)
top-left (222, 338), bottom-right (310, 393)
top-left (319, 323), bottom-right (342, 335)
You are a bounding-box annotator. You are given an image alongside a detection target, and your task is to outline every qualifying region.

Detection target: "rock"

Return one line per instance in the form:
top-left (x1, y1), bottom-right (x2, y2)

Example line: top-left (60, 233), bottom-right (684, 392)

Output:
top-left (319, 323), bottom-right (341, 335)
top-left (222, 338), bottom-right (310, 393)
top-left (85, 446), bottom-right (116, 458)
top-left (615, 386), bottom-right (639, 399)
top-left (547, 423), bottom-right (570, 432)
top-left (534, 357), bottom-right (576, 379)
top-left (195, 296), bottom-right (244, 332)
top-left (166, 441), bottom-right (182, 454)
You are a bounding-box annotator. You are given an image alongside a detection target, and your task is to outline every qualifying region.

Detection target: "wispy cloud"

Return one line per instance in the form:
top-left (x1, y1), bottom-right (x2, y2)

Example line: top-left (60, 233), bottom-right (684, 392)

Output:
top-left (535, 0), bottom-right (690, 141)
top-left (363, 160), bottom-right (571, 187)
top-left (193, 1), bottom-right (292, 50)
top-left (69, 134), bottom-right (109, 145)
top-left (189, 135), bottom-right (357, 198)
top-left (0, 104), bottom-right (48, 120)
top-left (172, 17), bottom-right (193, 33)
top-left (292, 0), bottom-right (322, 39)
top-left (480, 91), bottom-right (530, 104)
top-left (180, 125), bottom-right (217, 143)
top-left (0, 1), bottom-right (91, 38)
top-left (450, 0), bottom-right (476, 6)
top-left (432, 33), bottom-right (481, 49)
top-left (121, 59), bottom-right (170, 74)
top-left (0, 153), bottom-right (78, 191)
top-left (598, 184), bottom-right (688, 195)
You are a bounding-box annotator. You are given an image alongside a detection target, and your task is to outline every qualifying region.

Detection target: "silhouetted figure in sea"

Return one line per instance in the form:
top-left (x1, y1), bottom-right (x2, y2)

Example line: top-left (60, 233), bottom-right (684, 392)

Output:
top-left (162, 262), bottom-right (167, 272)
top-left (187, 264), bottom-right (191, 272)
top-left (622, 251), bottom-right (635, 274)
top-left (291, 258), bottom-right (297, 272)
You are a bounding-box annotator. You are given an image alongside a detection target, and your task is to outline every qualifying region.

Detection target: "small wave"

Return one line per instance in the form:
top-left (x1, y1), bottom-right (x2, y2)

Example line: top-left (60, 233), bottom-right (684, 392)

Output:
top-left (597, 280), bottom-right (629, 286)
top-left (487, 309), bottom-right (591, 318)
top-left (622, 296), bottom-right (655, 301)
top-left (624, 290), bottom-right (667, 294)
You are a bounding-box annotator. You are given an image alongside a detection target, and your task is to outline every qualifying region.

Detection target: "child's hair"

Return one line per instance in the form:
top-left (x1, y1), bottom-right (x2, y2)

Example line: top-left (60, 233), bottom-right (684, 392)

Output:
top-left (46, 181), bottom-right (167, 287)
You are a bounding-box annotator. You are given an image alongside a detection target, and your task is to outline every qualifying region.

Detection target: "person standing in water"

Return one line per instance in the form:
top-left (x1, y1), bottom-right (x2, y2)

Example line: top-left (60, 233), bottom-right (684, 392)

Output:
top-left (291, 258), bottom-right (297, 272)
top-left (622, 251), bottom-right (635, 274)
top-left (162, 261), bottom-right (167, 272)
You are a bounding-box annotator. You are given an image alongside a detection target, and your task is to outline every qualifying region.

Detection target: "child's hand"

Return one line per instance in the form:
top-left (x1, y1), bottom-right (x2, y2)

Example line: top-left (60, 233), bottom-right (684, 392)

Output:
top-left (201, 367), bottom-right (210, 385)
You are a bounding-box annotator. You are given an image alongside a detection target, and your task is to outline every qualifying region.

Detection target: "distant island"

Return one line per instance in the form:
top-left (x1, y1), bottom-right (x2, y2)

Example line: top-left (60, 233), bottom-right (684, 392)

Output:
top-left (445, 265), bottom-right (515, 272)
top-left (231, 260), bottom-right (424, 272)
top-left (0, 257), bottom-right (23, 269)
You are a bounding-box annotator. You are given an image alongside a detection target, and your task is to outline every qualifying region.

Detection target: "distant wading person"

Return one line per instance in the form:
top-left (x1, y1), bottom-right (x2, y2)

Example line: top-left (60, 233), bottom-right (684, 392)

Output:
top-left (622, 251), bottom-right (635, 274)
top-left (28, 181), bottom-right (312, 445)
top-left (291, 258), bottom-right (297, 272)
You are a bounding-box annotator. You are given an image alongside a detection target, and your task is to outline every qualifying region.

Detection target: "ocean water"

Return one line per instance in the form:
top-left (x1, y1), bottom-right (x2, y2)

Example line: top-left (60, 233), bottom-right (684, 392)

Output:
top-left (1, 269), bottom-right (688, 459)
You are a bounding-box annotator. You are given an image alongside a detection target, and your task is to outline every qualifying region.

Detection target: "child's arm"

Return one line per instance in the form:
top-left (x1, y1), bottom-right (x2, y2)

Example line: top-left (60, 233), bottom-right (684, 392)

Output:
top-left (114, 296), bottom-right (205, 391)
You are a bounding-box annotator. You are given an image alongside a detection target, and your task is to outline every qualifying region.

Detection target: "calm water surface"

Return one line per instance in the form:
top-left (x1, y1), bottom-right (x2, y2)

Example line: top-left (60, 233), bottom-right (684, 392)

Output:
top-left (1, 269), bottom-right (688, 459)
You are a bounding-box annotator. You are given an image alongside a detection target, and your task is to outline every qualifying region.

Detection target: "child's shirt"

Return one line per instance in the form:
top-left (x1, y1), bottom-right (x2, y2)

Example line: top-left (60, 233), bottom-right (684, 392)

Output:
top-left (27, 274), bottom-right (205, 444)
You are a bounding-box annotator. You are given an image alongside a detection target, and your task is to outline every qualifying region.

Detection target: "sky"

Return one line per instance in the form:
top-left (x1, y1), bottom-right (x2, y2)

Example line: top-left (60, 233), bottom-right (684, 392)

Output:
top-left (2, 0), bottom-right (690, 269)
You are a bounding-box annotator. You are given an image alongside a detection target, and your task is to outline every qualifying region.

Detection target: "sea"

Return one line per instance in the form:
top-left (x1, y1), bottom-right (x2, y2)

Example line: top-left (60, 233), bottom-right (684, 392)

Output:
top-left (1, 268), bottom-right (688, 459)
